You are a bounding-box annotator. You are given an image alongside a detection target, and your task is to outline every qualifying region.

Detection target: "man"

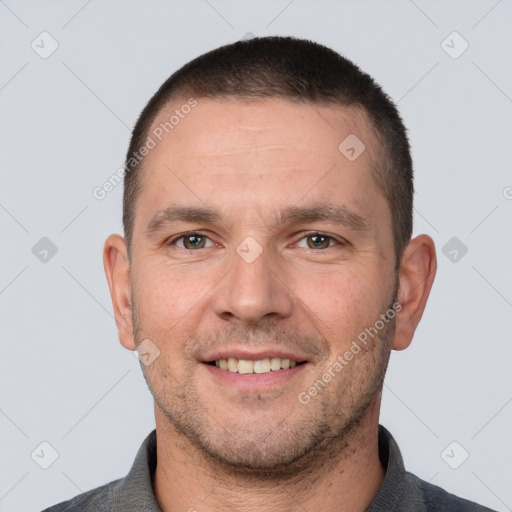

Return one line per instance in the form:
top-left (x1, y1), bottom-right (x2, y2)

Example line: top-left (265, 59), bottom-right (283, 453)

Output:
top-left (44, 36), bottom-right (495, 511)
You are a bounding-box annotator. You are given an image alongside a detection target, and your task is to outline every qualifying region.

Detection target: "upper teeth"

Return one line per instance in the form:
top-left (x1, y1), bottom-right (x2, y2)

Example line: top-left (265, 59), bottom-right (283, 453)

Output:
top-left (215, 357), bottom-right (298, 374)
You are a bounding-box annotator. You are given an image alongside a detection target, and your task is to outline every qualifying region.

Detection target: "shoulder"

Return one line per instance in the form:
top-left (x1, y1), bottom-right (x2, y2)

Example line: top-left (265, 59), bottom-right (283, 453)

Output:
top-left (41, 430), bottom-right (159, 512)
top-left (40, 478), bottom-right (122, 512)
top-left (372, 425), bottom-right (497, 512)
top-left (403, 471), bottom-right (497, 512)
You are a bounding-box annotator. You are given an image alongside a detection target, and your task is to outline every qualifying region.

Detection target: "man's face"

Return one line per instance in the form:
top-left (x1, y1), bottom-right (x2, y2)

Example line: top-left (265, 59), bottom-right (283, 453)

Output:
top-left (129, 98), bottom-right (398, 472)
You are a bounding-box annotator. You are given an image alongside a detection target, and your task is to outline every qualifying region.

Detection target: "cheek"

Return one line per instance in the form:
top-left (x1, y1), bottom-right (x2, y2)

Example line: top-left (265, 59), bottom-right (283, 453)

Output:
top-left (291, 265), bottom-right (387, 344)
top-left (132, 263), bottom-right (213, 337)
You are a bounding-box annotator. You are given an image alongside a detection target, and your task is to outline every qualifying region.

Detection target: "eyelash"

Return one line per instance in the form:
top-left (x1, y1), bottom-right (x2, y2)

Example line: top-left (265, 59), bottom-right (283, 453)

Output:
top-left (295, 232), bottom-right (342, 249)
top-left (167, 232), bottom-right (216, 249)
top-left (166, 231), bottom-right (344, 250)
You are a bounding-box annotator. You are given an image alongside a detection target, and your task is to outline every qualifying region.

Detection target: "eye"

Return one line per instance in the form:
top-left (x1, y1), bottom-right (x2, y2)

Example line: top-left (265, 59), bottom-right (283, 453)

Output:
top-left (171, 233), bottom-right (215, 250)
top-left (296, 233), bottom-right (339, 250)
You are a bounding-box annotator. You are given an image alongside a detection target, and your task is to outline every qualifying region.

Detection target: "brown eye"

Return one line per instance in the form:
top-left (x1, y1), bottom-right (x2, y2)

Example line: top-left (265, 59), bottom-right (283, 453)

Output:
top-left (306, 235), bottom-right (332, 249)
top-left (177, 234), bottom-right (209, 249)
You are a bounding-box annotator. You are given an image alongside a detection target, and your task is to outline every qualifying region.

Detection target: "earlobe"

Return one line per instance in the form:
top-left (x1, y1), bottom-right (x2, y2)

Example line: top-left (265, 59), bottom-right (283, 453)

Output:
top-left (103, 234), bottom-right (135, 350)
top-left (393, 234), bottom-right (437, 351)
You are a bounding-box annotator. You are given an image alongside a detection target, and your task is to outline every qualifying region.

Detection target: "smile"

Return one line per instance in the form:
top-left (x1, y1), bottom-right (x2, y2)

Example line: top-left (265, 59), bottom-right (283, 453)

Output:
top-left (207, 357), bottom-right (305, 374)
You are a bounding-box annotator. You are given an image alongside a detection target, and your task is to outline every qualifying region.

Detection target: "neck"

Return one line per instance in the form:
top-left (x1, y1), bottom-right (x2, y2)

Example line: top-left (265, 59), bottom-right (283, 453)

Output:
top-left (153, 399), bottom-right (385, 512)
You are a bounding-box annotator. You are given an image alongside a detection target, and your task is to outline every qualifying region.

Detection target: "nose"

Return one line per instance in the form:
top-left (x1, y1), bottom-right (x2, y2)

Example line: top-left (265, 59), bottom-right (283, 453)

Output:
top-left (212, 243), bottom-right (294, 325)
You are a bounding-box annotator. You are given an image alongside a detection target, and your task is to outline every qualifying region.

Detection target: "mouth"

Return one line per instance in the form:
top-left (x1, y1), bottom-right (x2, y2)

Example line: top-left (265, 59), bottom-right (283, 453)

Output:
top-left (206, 357), bottom-right (307, 375)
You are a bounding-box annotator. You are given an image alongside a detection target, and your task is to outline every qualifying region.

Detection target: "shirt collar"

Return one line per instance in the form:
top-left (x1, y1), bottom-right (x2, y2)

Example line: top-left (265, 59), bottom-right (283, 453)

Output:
top-left (366, 424), bottom-right (407, 510)
top-left (112, 429), bottom-right (161, 511)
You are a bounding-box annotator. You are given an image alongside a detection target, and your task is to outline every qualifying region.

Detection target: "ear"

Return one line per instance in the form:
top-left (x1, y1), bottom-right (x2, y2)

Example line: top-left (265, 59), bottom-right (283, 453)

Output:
top-left (103, 234), bottom-right (135, 350)
top-left (393, 234), bottom-right (437, 351)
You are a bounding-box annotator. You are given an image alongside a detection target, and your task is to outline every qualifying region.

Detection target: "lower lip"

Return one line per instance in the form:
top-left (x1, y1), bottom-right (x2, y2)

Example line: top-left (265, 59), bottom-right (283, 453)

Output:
top-left (202, 363), bottom-right (308, 392)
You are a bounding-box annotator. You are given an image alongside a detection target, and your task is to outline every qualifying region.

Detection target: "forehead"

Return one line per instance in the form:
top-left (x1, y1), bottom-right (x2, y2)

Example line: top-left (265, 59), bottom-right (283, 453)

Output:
top-left (135, 98), bottom-right (385, 229)
top-left (149, 97), bottom-right (378, 162)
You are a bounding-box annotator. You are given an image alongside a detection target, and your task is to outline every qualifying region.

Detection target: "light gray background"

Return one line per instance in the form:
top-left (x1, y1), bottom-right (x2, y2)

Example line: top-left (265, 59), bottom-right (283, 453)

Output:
top-left (1, 1), bottom-right (511, 511)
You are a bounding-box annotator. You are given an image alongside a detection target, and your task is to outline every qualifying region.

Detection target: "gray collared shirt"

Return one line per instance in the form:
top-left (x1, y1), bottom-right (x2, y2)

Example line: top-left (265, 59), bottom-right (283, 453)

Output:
top-left (42, 425), bottom-right (496, 511)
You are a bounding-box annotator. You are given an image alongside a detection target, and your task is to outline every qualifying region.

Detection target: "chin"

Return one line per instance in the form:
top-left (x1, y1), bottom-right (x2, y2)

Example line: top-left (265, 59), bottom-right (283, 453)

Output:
top-left (199, 437), bottom-right (318, 478)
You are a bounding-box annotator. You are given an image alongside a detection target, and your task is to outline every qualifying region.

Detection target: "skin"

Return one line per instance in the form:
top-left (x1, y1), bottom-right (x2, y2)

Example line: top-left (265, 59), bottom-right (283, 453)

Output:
top-left (104, 98), bottom-right (436, 512)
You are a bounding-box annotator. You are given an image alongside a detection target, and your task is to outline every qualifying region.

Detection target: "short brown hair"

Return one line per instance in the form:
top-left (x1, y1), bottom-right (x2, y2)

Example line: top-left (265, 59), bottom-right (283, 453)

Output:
top-left (123, 36), bottom-right (413, 266)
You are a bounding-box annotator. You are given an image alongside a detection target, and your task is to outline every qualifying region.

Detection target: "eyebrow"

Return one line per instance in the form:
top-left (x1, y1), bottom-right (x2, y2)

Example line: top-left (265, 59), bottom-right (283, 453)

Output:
top-left (145, 202), bottom-right (369, 237)
top-left (278, 203), bottom-right (369, 231)
top-left (146, 206), bottom-right (223, 236)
